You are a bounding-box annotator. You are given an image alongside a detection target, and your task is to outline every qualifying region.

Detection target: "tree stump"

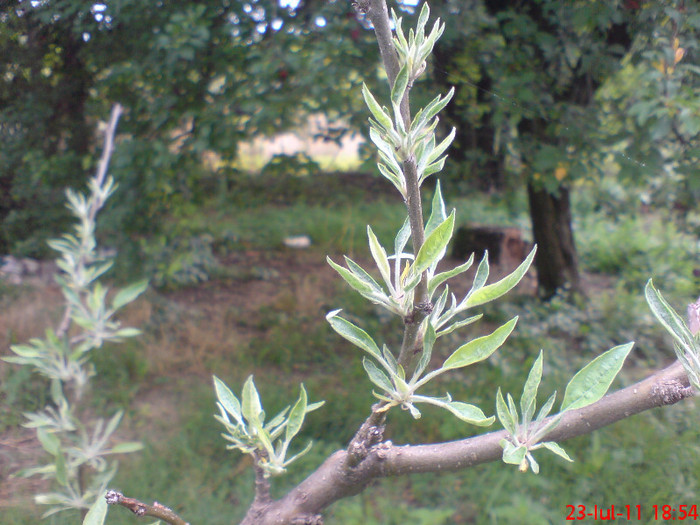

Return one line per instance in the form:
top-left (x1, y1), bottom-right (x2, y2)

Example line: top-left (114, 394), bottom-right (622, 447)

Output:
top-left (451, 225), bottom-right (531, 271)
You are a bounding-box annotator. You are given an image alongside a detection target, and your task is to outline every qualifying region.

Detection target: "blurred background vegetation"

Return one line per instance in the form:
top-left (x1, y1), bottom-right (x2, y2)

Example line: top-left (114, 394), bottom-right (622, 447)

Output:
top-left (1, 0), bottom-right (699, 523)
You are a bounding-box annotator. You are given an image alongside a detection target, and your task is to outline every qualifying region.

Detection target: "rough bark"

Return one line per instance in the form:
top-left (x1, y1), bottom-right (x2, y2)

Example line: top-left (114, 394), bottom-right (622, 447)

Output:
top-left (527, 183), bottom-right (582, 299)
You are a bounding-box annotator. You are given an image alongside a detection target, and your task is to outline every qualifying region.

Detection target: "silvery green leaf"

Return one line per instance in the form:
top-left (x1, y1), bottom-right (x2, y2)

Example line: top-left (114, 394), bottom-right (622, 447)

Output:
top-left (536, 391), bottom-right (557, 422)
top-left (370, 127), bottom-right (399, 160)
top-left (442, 317), bottom-right (518, 370)
top-left (527, 452), bottom-right (540, 474)
top-left (430, 287), bottom-right (449, 324)
top-left (541, 441), bottom-right (573, 462)
top-left (111, 327), bottom-right (141, 339)
top-left (377, 163), bottom-right (406, 196)
top-left (419, 157), bottom-right (446, 183)
top-left (54, 451), bottom-right (67, 486)
top-left (104, 410), bottom-right (124, 439)
top-left (426, 128), bottom-right (456, 167)
top-left (412, 321), bottom-right (436, 383)
top-left (645, 280), bottom-right (696, 354)
top-left (326, 310), bottom-right (382, 361)
top-left (7, 343), bottom-right (43, 359)
top-left (327, 257), bottom-right (375, 296)
top-left (382, 345), bottom-right (398, 375)
top-left (467, 252), bottom-right (490, 298)
top-left (410, 88), bottom-right (454, 134)
top-left (506, 393), bottom-right (518, 428)
top-left (242, 375), bottom-right (264, 428)
top-left (436, 314), bottom-right (482, 338)
top-left (367, 226), bottom-right (392, 290)
top-left (391, 8), bottom-right (408, 49)
top-left (37, 428), bottom-right (61, 456)
top-left (424, 181), bottom-right (447, 238)
top-left (107, 441), bottom-right (143, 454)
top-left (82, 494), bottom-right (108, 525)
top-left (85, 261), bottom-right (113, 284)
top-left (413, 210), bottom-right (455, 275)
top-left (306, 401), bottom-right (324, 413)
top-left (363, 357), bottom-right (395, 393)
top-left (417, 19), bottom-right (445, 63)
top-left (345, 256), bottom-right (385, 295)
top-left (285, 384), bottom-right (307, 445)
top-left (391, 63), bottom-right (410, 106)
top-left (463, 247), bottom-right (536, 309)
top-left (561, 342), bottom-right (634, 412)
top-left (406, 403), bottom-right (422, 419)
top-left (521, 350), bottom-right (544, 422)
top-left (282, 440), bottom-right (314, 468)
top-left (413, 395), bottom-right (494, 426)
top-left (496, 388), bottom-right (517, 436)
top-left (112, 280), bottom-right (148, 311)
top-left (501, 440), bottom-right (527, 465)
top-left (416, 1), bottom-right (430, 32)
top-left (362, 84), bottom-right (393, 132)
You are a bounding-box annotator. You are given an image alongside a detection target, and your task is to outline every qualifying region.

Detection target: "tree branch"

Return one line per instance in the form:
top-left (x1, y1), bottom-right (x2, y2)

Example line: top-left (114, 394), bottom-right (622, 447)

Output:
top-left (105, 490), bottom-right (190, 525)
top-left (240, 361), bottom-right (692, 524)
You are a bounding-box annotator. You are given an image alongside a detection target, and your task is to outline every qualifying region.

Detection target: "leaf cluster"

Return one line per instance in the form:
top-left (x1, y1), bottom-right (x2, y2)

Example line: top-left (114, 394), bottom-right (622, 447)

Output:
top-left (214, 376), bottom-right (324, 477)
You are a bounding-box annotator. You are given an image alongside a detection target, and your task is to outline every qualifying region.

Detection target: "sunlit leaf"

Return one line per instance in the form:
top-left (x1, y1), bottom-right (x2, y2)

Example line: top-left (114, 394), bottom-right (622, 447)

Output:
top-left (442, 317), bottom-right (518, 370)
top-left (561, 342), bottom-right (634, 412)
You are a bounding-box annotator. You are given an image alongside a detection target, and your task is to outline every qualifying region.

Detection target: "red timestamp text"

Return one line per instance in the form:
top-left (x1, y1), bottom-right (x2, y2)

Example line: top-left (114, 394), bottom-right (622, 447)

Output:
top-left (565, 504), bottom-right (699, 521)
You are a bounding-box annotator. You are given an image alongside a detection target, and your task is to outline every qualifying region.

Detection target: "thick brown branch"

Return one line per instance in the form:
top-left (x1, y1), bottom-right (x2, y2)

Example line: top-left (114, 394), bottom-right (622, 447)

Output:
top-left (242, 361), bottom-right (692, 524)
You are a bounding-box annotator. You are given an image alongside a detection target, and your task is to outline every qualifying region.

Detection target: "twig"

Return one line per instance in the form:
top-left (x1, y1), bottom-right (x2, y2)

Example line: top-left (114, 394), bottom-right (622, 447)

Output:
top-left (105, 490), bottom-right (190, 525)
top-left (55, 103), bottom-right (123, 339)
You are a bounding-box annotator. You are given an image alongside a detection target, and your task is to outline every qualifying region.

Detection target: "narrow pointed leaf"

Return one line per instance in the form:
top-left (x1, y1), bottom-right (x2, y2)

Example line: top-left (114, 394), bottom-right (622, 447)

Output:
top-left (436, 314), bottom-right (482, 338)
top-left (413, 210), bottom-right (455, 275)
top-left (645, 280), bottom-right (696, 352)
top-left (112, 280), bottom-right (148, 310)
top-left (464, 247), bottom-right (536, 309)
top-left (424, 181), bottom-right (447, 238)
top-left (497, 388), bottom-right (517, 436)
top-left (521, 350), bottom-right (543, 417)
top-left (536, 391), bottom-right (557, 423)
top-left (541, 441), bottom-right (573, 462)
top-left (214, 376), bottom-right (244, 426)
top-left (326, 310), bottom-right (382, 361)
top-left (429, 255), bottom-right (474, 298)
top-left (285, 385), bottom-right (308, 444)
top-left (362, 84), bottom-right (393, 132)
top-left (442, 317), bottom-right (518, 370)
top-left (368, 226), bottom-right (392, 289)
top-left (327, 257), bottom-right (375, 295)
top-left (561, 342), bottom-right (634, 412)
top-left (345, 256), bottom-right (384, 294)
top-left (363, 357), bottom-right (395, 393)
top-left (83, 495), bottom-right (108, 525)
top-left (391, 63), bottom-right (410, 106)
top-left (242, 375), bottom-right (264, 427)
top-left (108, 441), bottom-right (143, 454)
top-left (413, 322), bottom-right (436, 382)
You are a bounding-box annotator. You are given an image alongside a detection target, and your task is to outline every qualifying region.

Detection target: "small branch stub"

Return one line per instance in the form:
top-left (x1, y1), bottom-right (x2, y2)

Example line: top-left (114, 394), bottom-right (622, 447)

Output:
top-left (106, 490), bottom-right (190, 525)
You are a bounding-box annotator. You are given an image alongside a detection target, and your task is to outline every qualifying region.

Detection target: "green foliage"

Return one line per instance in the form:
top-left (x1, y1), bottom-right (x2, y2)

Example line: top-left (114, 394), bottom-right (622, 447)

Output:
top-left (3, 111), bottom-right (144, 522)
top-left (213, 376), bottom-right (324, 477)
top-left (0, 0), bottom-right (376, 254)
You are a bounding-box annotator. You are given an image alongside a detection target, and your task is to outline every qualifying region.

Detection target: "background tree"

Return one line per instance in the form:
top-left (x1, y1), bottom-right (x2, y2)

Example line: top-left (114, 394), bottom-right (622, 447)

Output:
top-left (426, 0), bottom-right (699, 299)
top-left (0, 0), bottom-right (376, 257)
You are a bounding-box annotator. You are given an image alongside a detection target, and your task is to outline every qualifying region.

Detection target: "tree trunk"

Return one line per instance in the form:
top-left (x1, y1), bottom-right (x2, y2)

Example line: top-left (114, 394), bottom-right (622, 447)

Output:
top-left (527, 183), bottom-right (582, 299)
